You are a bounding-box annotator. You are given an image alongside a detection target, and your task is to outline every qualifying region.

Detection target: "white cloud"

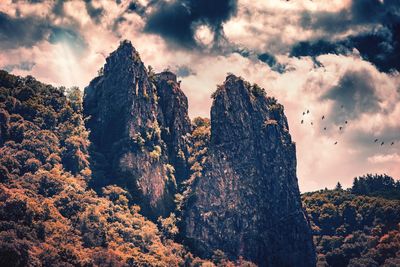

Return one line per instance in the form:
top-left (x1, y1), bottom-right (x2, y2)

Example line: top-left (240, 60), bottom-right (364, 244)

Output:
top-left (368, 153), bottom-right (400, 164)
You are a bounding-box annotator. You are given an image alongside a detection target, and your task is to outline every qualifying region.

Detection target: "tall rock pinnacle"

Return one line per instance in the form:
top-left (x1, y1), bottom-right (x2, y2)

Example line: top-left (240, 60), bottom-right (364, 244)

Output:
top-left (182, 74), bottom-right (316, 266)
top-left (83, 40), bottom-right (191, 219)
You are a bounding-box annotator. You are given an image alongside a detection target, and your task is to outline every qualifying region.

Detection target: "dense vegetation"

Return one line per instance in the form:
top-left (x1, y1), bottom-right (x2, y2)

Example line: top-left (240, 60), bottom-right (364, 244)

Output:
top-left (352, 174), bottom-right (400, 200)
top-left (303, 177), bottom-right (400, 267)
top-left (0, 70), bottom-right (255, 266)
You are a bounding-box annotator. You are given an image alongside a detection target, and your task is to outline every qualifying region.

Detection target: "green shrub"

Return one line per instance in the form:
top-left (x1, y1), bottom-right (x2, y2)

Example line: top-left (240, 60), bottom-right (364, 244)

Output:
top-left (251, 83), bottom-right (266, 97)
top-left (149, 145), bottom-right (162, 160)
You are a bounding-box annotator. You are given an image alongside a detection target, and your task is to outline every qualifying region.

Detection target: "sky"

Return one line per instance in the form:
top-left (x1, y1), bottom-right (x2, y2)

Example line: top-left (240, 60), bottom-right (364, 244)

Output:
top-left (0, 0), bottom-right (399, 192)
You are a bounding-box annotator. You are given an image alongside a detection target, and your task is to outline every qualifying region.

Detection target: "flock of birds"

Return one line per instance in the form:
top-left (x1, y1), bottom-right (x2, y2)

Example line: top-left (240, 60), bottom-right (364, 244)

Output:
top-left (300, 107), bottom-right (396, 146)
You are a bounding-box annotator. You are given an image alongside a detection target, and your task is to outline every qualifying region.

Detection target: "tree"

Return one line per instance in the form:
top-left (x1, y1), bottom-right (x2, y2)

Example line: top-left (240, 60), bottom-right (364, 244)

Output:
top-left (97, 67), bottom-right (104, 76)
top-left (335, 182), bottom-right (343, 190)
top-left (66, 86), bottom-right (83, 113)
top-left (158, 213), bottom-right (179, 239)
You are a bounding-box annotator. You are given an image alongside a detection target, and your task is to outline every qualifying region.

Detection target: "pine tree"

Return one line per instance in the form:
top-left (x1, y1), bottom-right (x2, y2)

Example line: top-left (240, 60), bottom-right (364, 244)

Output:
top-left (335, 182), bottom-right (343, 190)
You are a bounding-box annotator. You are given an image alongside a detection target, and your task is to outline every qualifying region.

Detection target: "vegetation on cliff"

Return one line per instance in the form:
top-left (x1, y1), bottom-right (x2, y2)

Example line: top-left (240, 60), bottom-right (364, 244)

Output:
top-left (0, 70), bottom-right (254, 266)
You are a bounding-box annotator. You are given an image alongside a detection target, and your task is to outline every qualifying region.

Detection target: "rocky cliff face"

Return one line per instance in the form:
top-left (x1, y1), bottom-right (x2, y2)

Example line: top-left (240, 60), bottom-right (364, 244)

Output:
top-left (183, 75), bottom-right (316, 266)
top-left (83, 41), bottom-right (191, 219)
top-left (155, 72), bottom-right (192, 184)
top-left (84, 41), bottom-right (315, 265)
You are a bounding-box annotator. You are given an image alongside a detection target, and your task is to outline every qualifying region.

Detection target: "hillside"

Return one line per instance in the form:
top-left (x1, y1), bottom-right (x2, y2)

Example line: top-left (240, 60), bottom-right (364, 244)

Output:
top-left (303, 186), bottom-right (400, 266)
top-left (0, 70), bottom-right (255, 266)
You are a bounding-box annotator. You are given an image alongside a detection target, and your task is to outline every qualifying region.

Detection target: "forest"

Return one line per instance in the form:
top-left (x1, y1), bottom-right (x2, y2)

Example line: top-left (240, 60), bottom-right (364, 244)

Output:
top-left (0, 70), bottom-right (254, 266)
top-left (303, 175), bottom-right (400, 266)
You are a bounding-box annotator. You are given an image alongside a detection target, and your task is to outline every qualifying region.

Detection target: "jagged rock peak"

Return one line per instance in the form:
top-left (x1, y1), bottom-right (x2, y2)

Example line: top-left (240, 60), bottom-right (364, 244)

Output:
top-left (83, 41), bottom-right (191, 219)
top-left (102, 40), bottom-right (144, 75)
top-left (211, 74), bottom-right (289, 146)
top-left (155, 70), bottom-right (177, 83)
top-left (183, 74), bottom-right (316, 267)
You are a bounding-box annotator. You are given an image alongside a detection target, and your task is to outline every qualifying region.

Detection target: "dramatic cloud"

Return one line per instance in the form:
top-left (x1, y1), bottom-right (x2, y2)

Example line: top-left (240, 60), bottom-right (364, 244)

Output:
top-left (176, 65), bottom-right (196, 78)
top-left (0, 12), bottom-right (53, 49)
top-left (144, 0), bottom-right (238, 48)
top-left (3, 61), bottom-right (35, 72)
top-left (294, 0), bottom-right (400, 72)
top-left (300, 0), bottom-right (400, 33)
top-left (84, 0), bottom-right (104, 24)
top-left (322, 69), bottom-right (382, 123)
top-left (290, 27), bottom-right (400, 72)
top-left (257, 52), bottom-right (285, 73)
top-left (0, 11), bottom-right (86, 51)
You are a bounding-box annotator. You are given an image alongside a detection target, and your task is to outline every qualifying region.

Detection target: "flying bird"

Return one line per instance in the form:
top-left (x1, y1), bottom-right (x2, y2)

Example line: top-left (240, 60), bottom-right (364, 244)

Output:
top-left (374, 139), bottom-right (378, 143)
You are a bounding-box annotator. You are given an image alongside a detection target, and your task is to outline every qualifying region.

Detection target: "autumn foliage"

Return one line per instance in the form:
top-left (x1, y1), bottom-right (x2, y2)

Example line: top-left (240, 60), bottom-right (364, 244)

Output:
top-left (303, 184), bottom-right (400, 266)
top-left (0, 71), bottom-right (248, 266)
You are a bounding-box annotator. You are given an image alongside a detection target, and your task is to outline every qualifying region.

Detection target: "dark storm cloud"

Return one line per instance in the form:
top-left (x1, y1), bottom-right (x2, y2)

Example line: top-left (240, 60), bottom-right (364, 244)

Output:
top-left (257, 53), bottom-right (286, 73)
top-left (321, 69), bottom-right (381, 124)
top-left (126, 1), bottom-right (146, 16)
top-left (176, 65), bottom-right (195, 77)
top-left (301, 0), bottom-right (399, 33)
top-left (84, 0), bottom-right (104, 24)
top-left (0, 12), bottom-right (86, 51)
top-left (295, 0), bottom-right (400, 72)
top-left (300, 9), bottom-right (352, 34)
top-left (144, 0), bottom-right (238, 48)
top-left (0, 12), bottom-right (51, 49)
top-left (291, 40), bottom-right (350, 58)
top-left (231, 48), bottom-right (286, 73)
top-left (52, 0), bottom-right (65, 16)
top-left (290, 27), bottom-right (400, 72)
top-left (2, 61), bottom-right (36, 72)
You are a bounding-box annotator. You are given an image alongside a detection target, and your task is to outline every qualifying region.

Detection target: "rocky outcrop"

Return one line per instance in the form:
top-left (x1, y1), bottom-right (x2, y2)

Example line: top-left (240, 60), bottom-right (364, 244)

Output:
top-left (183, 75), bottom-right (316, 266)
top-left (83, 41), bottom-right (191, 219)
top-left (84, 41), bottom-right (315, 265)
top-left (155, 71), bottom-right (192, 184)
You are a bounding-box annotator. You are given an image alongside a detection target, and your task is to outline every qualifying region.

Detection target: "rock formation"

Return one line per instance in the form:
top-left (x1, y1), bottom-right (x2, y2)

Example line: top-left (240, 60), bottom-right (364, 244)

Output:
top-left (182, 74), bottom-right (316, 266)
top-left (155, 71), bottom-right (192, 184)
top-left (84, 41), bottom-right (315, 265)
top-left (83, 40), bottom-right (191, 219)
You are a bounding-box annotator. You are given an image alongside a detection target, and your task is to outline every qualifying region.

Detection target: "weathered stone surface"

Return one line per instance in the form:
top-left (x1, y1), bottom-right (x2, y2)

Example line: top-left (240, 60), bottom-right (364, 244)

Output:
top-left (155, 71), bottom-right (192, 184)
top-left (83, 41), bottom-right (191, 219)
top-left (84, 41), bottom-right (315, 265)
top-left (183, 74), bottom-right (316, 266)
